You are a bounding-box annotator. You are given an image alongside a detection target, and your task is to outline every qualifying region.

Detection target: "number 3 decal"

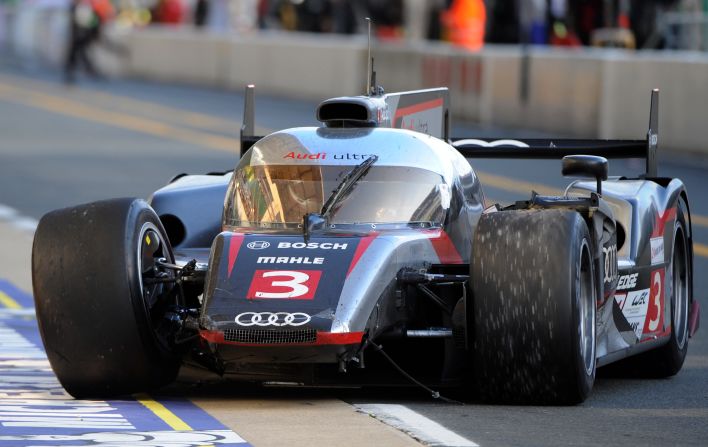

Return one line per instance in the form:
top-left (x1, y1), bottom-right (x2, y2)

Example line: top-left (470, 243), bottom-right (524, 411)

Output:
top-left (645, 269), bottom-right (664, 333)
top-left (247, 270), bottom-right (322, 300)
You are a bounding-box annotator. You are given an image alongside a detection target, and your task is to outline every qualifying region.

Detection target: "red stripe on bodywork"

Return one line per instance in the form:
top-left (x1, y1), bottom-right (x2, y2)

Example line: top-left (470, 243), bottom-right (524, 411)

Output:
top-left (394, 98), bottom-right (444, 120)
top-left (651, 207), bottom-right (677, 238)
top-left (425, 230), bottom-right (464, 264)
top-left (346, 234), bottom-right (378, 277)
top-left (199, 330), bottom-right (364, 346)
top-left (227, 233), bottom-right (244, 277)
top-left (315, 332), bottom-right (364, 345)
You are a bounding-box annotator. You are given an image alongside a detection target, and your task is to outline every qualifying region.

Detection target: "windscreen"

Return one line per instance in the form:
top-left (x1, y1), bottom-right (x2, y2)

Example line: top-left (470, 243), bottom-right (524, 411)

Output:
top-left (223, 164), bottom-right (448, 231)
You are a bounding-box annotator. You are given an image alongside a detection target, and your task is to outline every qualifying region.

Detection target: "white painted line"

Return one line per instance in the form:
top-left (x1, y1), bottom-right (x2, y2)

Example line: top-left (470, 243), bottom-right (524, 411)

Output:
top-left (0, 308), bottom-right (36, 318)
top-left (356, 404), bottom-right (478, 447)
top-left (0, 203), bottom-right (37, 233)
top-left (11, 217), bottom-right (38, 232)
top-left (0, 429), bottom-right (245, 445)
top-left (0, 204), bottom-right (18, 220)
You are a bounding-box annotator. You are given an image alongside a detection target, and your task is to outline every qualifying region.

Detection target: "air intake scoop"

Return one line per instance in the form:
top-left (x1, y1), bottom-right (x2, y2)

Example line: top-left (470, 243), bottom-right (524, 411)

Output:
top-left (316, 96), bottom-right (389, 128)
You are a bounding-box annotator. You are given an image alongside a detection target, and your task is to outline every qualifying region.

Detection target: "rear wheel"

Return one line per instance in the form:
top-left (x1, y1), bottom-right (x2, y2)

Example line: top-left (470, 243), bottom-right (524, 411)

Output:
top-left (32, 198), bottom-right (181, 398)
top-left (470, 210), bottom-right (597, 404)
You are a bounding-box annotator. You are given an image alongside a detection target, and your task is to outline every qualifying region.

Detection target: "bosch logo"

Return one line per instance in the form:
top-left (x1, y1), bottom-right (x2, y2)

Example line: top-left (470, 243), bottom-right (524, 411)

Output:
top-left (247, 241), bottom-right (270, 250)
top-left (235, 312), bottom-right (311, 327)
top-left (277, 242), bottom-right (348, 250)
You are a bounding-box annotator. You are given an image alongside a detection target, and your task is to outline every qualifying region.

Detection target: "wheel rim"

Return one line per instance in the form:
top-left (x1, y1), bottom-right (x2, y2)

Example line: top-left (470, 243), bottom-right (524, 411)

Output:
top-left (137, 222), bottom-right (174, 315)
top-left (672, 225), bottom-right (689, 350)
top-left (578, 240), bottom-right (596, 376)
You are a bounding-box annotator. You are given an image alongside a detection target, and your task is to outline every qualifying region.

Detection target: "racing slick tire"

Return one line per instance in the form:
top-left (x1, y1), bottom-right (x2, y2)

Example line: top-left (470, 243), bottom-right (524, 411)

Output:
top-left (603, 198), bottom-right (692, 378)
top-left (32, 198), bottom-right (180, 398)
top-left (470, 209), bottom-right (597, 404)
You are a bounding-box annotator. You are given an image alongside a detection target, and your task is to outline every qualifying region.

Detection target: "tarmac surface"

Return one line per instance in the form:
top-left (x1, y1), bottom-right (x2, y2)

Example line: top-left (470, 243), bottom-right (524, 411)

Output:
top-left (0, 63), bottom-right (707, 447)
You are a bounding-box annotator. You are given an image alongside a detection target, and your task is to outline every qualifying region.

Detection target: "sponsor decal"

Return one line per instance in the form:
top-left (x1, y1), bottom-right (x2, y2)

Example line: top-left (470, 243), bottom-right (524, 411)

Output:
top-left (400, 118), bottom-right (429, 134)
top-left (650, 237), bottom-right (664, 265)
top-left (256, 256), bottom-right (324, 265)
top-left (246, 241), bottom-right (270, 250)
top-left (649, 133), bottom-right (658, 147)
top-left (615, 288), bottom-right (651, 339)
top-left (453, 139), bottom-right (531, 148)
top-left (282, 152), bottom-right (376, 161)
top-left (277, 242), bottom-right (348, 250)
top-left (617, 273), bottom-right (638, 291)
top-left (283, 152), bottom-right (326, 160)
top-left (643, 269), bottom-right (665, 335)
top-left (603, 244), bottom-right (618, 284)
top-left (235, 312), bottom-right (311, 327)
top-left (246, 270), bottom-right (322, 300)
top-left (393, 98), bottom-right (443, 137)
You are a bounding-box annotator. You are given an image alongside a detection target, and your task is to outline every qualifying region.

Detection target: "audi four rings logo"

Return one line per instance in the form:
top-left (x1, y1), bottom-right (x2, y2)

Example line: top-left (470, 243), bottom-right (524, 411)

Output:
top-left (247, 241), bottom-right (270, 250)
top-left (235, 312), bottom-right (311, 327)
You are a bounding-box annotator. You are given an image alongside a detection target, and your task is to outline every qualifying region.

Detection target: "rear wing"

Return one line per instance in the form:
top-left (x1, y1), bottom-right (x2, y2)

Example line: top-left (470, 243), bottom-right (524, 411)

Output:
top-left (453, 89), bottom-right (660, 177)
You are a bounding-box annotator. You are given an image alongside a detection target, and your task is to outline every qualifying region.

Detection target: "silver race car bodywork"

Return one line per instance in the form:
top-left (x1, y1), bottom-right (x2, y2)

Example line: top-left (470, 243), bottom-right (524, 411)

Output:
top-left (32, 83), bottom-right (700, 403)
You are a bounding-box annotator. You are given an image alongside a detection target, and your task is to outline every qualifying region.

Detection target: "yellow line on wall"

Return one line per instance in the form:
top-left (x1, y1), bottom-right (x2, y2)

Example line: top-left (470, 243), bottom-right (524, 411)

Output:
top-left (0, 291), bottom-right (22, 310)
top-left (135, 394), bottom-right (193, 431)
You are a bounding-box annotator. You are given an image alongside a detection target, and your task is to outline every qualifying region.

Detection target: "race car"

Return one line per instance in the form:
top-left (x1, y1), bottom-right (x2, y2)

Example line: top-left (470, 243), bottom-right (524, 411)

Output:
top-left (32, 83), bottom-right (700, 405)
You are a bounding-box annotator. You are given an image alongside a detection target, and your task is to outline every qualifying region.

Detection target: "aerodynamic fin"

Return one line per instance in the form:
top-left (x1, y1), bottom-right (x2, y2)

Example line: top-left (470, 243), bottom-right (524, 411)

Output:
top-left (239, 84), bottom-right (259, 157)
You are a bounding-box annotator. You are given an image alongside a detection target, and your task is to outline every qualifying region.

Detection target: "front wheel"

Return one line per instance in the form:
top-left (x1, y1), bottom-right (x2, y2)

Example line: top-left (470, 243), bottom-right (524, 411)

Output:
top-left (470, 210), bottom-right (597, 404)
top-left (32, 198), bottom-right (181, 398)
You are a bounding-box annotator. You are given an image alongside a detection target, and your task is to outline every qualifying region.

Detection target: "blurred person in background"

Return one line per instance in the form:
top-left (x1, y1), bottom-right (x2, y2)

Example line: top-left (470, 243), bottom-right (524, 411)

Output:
top-left (519, 0), bottom-right (547, 43)
top-left (152, 0), bottom-right (184, 24)
top-left (549, 0), bottom-right (582, 46)
top-left (194, 0), bottom-right (208, 27)
top-left (64, 0), bottom-right (114, 84)
top-left (441, 0), bottom-right (486, 49)
top-left (230, 0), bottom-right (259, 33)
top-left (485, 0), bottom-right (519, 43)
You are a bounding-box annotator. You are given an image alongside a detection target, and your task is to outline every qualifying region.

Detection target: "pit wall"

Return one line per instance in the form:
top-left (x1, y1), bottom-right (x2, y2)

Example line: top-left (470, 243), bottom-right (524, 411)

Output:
top-left (9, 8), bottom-right (708, 153)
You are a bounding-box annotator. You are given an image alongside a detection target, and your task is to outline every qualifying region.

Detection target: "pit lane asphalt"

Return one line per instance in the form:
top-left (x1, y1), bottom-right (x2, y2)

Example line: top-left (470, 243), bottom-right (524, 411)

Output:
top-left (0, 63), bottom-right (706, 447)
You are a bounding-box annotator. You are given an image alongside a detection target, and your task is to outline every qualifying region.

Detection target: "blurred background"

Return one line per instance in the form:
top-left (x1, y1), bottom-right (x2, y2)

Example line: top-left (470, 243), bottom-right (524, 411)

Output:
top-left (2, 0), bottom-right (708, 152)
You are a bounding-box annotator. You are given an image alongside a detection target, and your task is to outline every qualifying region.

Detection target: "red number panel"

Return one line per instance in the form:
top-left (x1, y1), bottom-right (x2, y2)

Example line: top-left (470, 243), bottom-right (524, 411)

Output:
top-left (246, 270), bottom-right (322, 300)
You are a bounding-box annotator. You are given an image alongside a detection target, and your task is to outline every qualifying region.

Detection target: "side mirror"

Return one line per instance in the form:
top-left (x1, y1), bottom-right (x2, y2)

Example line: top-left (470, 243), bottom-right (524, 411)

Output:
top-left (562, 155), bottom-right (609, 195)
